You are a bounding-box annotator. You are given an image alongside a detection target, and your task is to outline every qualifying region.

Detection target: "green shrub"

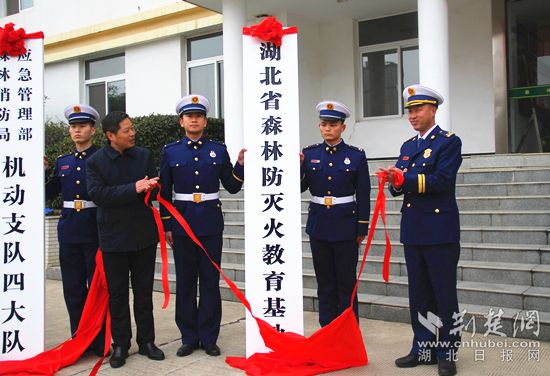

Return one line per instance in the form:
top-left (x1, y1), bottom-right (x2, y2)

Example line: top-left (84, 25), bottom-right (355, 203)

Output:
top-left (44, 114), bottom-right (225, 209)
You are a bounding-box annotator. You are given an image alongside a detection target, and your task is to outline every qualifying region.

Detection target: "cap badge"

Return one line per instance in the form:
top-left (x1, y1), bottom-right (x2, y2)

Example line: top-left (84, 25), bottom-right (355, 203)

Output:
top-left (423, 149), bottom-right (432, 159)
top-left (192, 96), bottom-right (199, 104)
top-left (344, 157), bottom-right (351, 165)
top-left (210, 150), bottom-right (216, 158)
top-left (73, 106), bottom-right (81, 113)
top-left (327, 103), bottom-right (334, 110)
top-left (408, 87), bottom-right (415, 96)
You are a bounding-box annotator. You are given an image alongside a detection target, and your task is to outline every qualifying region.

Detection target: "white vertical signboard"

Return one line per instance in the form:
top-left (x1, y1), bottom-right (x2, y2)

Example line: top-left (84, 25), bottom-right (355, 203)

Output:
top-left (0, 38), bottom-right (45, 359)
top-left (243, 32), bottom-right (304, 356)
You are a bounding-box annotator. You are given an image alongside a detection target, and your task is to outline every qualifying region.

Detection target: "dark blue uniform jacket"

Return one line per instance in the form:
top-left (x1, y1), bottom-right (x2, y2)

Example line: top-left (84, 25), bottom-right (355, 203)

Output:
top-left (86, 145), bottom-right (159, 252)
top-left (301, 141), bottom-right (371, 242)
top-left (390, 126), bottom-right (462, 245)
top-left (159, 137), bottom-right (244, 237)
top-left (45, 145), bottom-right (98, 244)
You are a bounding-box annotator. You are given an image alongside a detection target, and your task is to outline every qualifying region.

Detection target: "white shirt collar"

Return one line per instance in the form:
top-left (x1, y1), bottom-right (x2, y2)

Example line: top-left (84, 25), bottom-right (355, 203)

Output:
top-left (418, 124), bottom-right (438, 140)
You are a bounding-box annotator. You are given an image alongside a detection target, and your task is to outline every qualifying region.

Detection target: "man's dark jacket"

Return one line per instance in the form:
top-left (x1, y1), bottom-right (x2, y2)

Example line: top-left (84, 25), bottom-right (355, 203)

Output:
top-left (86, 144), bottom-right (158, 252)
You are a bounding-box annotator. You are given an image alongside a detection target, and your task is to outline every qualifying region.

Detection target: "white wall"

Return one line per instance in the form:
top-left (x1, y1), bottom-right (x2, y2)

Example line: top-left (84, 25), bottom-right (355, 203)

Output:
top-left (125, 36), bottom-right (183, 116)
top-left (1, 0), bottom-right (177, 37)
top-left (285, 14), bottom-right (322, 148)
top-left (449, 0), bottom-right (495, 154)
top-left (44, 60), bottom-right (81, 122)
top-left (320, 18), bottom-right (410, 158)
top-left (300, 0), bottom-right (498, 158)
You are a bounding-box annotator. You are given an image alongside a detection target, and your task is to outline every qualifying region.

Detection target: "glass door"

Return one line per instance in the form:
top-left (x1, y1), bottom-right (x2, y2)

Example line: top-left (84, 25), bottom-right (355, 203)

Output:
top-left (507, 0), bottom-right (550, 153)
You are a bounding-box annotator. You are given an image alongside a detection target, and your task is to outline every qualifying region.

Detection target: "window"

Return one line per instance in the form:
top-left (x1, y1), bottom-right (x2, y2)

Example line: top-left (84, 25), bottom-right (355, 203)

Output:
top-left (1, 0), bottom-right (33, 16)
top-left (358, 12), bottom-right (419, 118)
top-left (506, 0), bottom-right (550, 153)
top-left (85, 54), bottom-right (126, 118)
top-left (187, 33), bottom-right (224, 118)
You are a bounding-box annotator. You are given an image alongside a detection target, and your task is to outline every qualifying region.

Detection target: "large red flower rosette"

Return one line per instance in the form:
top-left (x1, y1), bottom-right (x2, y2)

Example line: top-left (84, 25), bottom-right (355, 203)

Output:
top-left (242, 16), bottom-right (297, 47)
top-left (0, 23), bottom-right (44, 57)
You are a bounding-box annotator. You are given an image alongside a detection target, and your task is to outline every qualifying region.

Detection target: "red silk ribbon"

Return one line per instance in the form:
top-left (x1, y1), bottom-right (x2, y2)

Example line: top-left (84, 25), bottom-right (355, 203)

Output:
top-left (0, 251), bottom-right (110, 376)
top-left (392, 168), bottom-right (405, 188)
top-left (0, 23), bottom-right (44, 57)
top-left (144, 190), bottom-right (171, 309)
top-left (242, 16), bottom-right (298, 47)
top-left (351, 171), bottom-right (393, 311)
top-left (149, 176), bottom-right (393, 375)
top-left (0, 175), bottom-right (392, 376)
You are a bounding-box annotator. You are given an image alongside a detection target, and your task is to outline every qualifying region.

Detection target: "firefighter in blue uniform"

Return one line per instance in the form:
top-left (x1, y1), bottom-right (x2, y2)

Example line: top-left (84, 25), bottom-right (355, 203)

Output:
top-left (45, 104), bottom-right (104, 356)
top-left (380, 85), bottom-right (462, 376)
top-left (159, 94), bottom-right (245, 357)
top-left (300, 100), bottom-right (371, 327)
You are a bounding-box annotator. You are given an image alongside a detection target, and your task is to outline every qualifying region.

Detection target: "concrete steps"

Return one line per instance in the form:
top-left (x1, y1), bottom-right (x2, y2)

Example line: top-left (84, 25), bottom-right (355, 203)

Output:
top-left (153, 153), bottom-right (550, 340)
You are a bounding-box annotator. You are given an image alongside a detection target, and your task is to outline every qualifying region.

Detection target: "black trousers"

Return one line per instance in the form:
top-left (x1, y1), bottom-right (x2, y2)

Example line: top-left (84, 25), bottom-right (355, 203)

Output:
top-left (59, 242), bottom-right (104, 349)
top-left (405, 243), bottom-right (461, 360)
top-left (173, 234), bottom-right (222, 345)
top-left (102, 245), bottom-right (157, 349)
top-left (309, 236), bottom-right (359, 327)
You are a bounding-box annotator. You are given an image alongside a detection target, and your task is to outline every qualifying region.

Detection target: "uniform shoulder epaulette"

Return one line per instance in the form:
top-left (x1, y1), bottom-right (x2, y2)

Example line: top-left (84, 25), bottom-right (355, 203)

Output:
top-left (209, 139), bottom-right (227, 147)
top-left (303, 143), bottom-right (320, 150)
top-left (403, 135), bottom-right (417, 145)
top-left (57, 152), bottom-right (72, 160)
top-left (438, 130), bottom-right (456, 138)
top-left (163, 139), bottom-right (181, 149)
top-left (347, 144), bottom-right (364, 152)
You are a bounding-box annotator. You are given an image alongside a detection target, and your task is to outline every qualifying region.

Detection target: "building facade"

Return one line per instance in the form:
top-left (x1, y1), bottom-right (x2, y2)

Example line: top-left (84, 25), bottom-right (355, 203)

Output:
top-left (1, 0), bottom-right (549, 159)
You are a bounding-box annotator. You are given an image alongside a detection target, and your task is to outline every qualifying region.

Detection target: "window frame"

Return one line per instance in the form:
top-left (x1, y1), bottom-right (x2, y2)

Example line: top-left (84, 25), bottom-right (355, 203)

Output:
top-left (185, 33), bottom-right (224, 118)
top-left (19, 0), bottom-right (33, 11)
top-left (0, 0), bottom-right (33, 17)
top-left (357, 38), bottom-right (418, 121)
top-left (84, 54), bottom-right (126, 117)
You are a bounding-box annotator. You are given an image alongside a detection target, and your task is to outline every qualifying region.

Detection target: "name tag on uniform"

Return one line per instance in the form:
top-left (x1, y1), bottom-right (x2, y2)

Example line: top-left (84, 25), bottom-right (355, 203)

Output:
top-left (61, 165), bottom-right (70, 170)
top-left (402, 156), bottom-right (409, 161)
top-left (310, 159), bottom-right (320, 163)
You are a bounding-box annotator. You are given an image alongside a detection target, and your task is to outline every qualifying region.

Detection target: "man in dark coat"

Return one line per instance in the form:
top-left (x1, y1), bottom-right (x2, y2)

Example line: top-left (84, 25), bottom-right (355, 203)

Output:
top-left (87, 111), bottom-right (164, 368)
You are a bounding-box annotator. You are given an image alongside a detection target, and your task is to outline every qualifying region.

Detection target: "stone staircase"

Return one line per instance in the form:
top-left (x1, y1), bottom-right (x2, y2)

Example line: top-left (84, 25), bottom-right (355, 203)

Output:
top-left (153, 153), bottom-right (550, 340)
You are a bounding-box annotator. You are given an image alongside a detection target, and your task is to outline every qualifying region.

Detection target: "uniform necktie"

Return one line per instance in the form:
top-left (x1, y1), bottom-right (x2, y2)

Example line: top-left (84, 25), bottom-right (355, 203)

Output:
top-left (417, 137), bottom-right (424, 150)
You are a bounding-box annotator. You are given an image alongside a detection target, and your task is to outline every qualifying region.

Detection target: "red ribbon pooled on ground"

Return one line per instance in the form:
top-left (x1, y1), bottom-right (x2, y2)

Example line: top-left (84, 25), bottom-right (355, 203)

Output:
top-left (0, 251), bottom-right (111, 376)
top-left (149, 171), bottom-right (393, 376)
top-left (0, 191), bottom-right (171, 376)
top-left (0, 23), bottom-right (44, 56)
top-left (0, 172), bottom-right (393, 376)
top-left (242, 16), bottom-right (298, 47)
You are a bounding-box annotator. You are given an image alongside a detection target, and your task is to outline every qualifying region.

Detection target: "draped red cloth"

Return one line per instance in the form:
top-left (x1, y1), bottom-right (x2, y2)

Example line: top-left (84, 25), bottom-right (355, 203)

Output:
top-left (0, 252), bottom-right (111, 376)
top-left (0, 172), bottom-right (391, 376)
top-left (0, 23), bottom-right (44, 57)
top-left (149, 171), bottom-right (393, 375)
top-left (242, 16), bottom-right (298, 47)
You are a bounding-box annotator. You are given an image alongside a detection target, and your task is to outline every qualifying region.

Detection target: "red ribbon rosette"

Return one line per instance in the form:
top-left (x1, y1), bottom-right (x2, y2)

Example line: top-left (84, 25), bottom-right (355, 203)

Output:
top-left (242, 16), bottom-right (298, 47)
top-left (0, 23), bottom-right (44, 57)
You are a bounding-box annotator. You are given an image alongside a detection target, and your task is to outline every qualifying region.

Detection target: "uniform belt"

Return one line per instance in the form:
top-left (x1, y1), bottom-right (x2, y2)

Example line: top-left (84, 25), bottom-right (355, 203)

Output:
top-left (63, 200), bottom-right (97, 210)
top-left (174, 192), bottom-right (219, 203)
top-left (311, 195), bottom-right (354, 206)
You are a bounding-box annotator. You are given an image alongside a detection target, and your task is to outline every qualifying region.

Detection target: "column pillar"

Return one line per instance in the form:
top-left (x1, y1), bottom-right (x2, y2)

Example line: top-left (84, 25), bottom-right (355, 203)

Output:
top-left (222, 0), bottom-right (246, 159)
top-left (418, 0), bottom-right (450, 128)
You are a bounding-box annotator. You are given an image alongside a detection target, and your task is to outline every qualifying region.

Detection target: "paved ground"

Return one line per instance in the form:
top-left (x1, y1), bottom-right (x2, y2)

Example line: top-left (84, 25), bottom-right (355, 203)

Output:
top-left (39, 279), bottom-right (549, 375)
